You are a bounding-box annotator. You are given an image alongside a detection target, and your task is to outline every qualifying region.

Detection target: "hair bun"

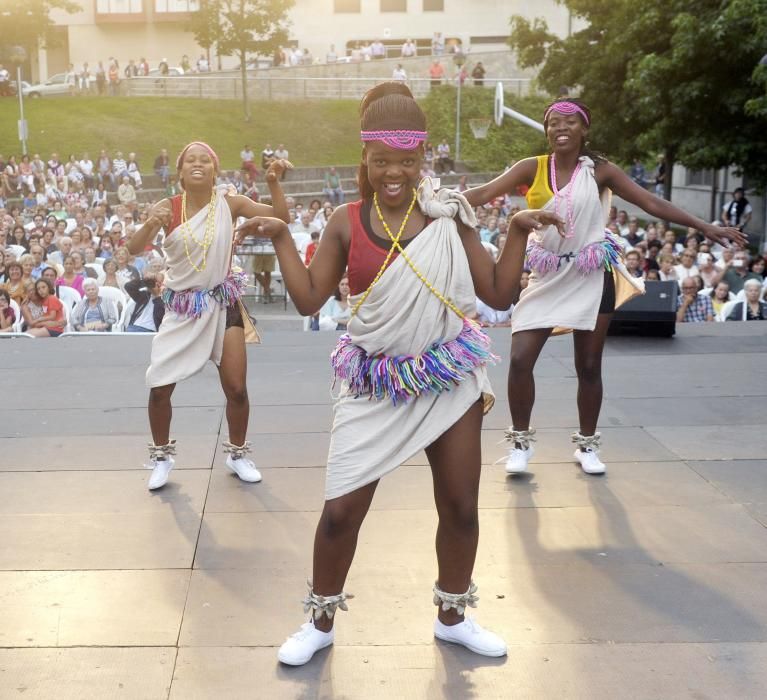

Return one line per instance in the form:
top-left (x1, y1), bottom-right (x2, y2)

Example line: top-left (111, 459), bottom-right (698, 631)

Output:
top-left (360, 82), bottom-right (414, 116)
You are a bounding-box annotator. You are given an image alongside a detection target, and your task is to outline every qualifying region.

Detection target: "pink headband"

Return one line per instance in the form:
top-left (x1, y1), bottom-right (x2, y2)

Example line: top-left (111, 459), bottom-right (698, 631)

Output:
top-left (360, 130), bottom-right (427, 150)
top-left (176, 141), bottom-right (220, 172)
top-left (544, 102), bottom-right (590, 126)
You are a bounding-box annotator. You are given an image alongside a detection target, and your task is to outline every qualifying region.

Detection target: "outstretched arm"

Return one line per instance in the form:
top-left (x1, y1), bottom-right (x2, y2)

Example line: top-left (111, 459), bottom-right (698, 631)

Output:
top-left (459, 209), bottom-right (564, 309)
top-left (235, 208), bottom-right (348, 316)
top-left (599, 161), bottom-right (748, 248)
top-left (463, 158), bottom-right (538, 208)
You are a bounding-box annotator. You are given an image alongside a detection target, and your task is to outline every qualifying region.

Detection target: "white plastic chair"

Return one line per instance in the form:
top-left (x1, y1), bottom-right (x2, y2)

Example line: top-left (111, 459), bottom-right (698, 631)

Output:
top-left (97, 286), bottom-right (127, 315)
top-left (734, 289), bottom-right (746, 302)
top-left (9, 299), bottom-right (22, 332)
top-left (57, 285), bottom-right (82, 310)
top-left (7, 244), bottom-right (26, 259)
top-left (85, 264), bottom-right (105, 284)
top-left (717, 299), bottom-right (738, 322)
top-left (114, 298), bottom-right (135, 332)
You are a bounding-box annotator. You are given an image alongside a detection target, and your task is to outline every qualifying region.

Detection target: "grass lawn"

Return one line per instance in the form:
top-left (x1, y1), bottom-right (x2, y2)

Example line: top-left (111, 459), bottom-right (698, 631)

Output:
top-left (0, 97), bottom-right (363, 169)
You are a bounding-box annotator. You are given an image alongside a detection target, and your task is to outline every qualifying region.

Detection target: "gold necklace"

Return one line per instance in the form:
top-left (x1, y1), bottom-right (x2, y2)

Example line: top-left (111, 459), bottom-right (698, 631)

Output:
top-left (181, 188), bottom-right (217, 273)
top-left (350, 189), bottom-right (418, 317)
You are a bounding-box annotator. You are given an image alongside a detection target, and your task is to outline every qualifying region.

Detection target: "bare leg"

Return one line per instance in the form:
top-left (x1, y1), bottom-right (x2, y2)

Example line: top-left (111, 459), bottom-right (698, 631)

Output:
top-left (508, 328), bottom-right (552, 431)
top-left (148, 383), bottom-right (176, 445)
top-left (218, 326), bottom-right (249, 445)
top-left (573, 312), bottom-right (612, 435)
top-left (426, 399), bottom-right (484, 625)
top-left (311, 480), bottom-right (379, 632)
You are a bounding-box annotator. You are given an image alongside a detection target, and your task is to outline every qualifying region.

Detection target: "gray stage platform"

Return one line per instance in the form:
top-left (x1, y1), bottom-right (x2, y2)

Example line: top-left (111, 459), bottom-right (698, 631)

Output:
top-left (1, 322), bottom-right (766, 699)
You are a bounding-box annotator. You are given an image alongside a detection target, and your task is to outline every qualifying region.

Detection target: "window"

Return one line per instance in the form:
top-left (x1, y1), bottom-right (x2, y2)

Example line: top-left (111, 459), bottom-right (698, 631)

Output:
top-left (334, 0), bottom-right (360, 11)
top-left (381, 0), bottom-right (407, 10)
top-left (155, 0), bottom-right (199, 10)
top-left (96, 0), bottom-right (143, 12)
top-left (686, 170), bottom-right (714, 187)
top-left (423, 0), bottom-right (444, 10)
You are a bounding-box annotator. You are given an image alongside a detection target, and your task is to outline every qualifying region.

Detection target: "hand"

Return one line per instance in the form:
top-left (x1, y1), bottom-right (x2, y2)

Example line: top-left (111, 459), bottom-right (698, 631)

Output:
top-left (234, 215), bottom-right (290, 243)
top-left (682, 293), bottom-right (696, 306)
top-left (265, 158), bottom-right (293, 183)
top-left (511, 209), bottom-right (566, 238)
top-left (147, 200), bottom-right (172, 229)
top-left (703, 224), bottom-right (747, 249)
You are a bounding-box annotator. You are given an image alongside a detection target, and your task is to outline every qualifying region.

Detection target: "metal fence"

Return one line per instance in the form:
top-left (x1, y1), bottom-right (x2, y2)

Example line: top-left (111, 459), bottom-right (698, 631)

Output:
top-left (122, 75), bottom-right (533, 101)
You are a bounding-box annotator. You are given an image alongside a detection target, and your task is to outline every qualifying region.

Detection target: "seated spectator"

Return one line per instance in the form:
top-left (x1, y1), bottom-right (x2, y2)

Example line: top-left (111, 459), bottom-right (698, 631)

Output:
top-left (646, 268), bottom-right (660, 281)
top-left (154, 149), bottom-right (170, 186)
top-left (71, 278), bottom-right (118, 332)
top-left (436, 139), bottom-right (455, 174)
top-left (624, 217), bottom-right (645, 247)
top-left (722, 250), bottom-right (760, 294)
top-left (10, 224), bottom-right (29, 252)
top-left (102, 258), bottom-right (121, 288)
top-left (49, 236), bottom-right (74, 267)
top-left (709, 281), bottom-right (732, 318)
top-left (117, 177), bottom-right (137, 210)
top-left (40, 266), bottom-right (58, 288)
top-left (0, 288), bottom-right (15, 332)
top-left (624, 250), bottom-right (644, 278)
top-left (124, 273), bottom-right (164, 332)
top-left (674, 250), bottom-right (699, 283)
top-left (749, 255), bottom-right (765, 281)
top-left (479, 217), bottom-right (499, 244)
top-left (113, 247), bottom-right (140, 292)
top-left (2, 261), bottom-right (25, 304)
top-left (240, 145), bottom-right (259, 182)
top-left (726, 279), bottom-right (767, 321)
top-left (289, 212), bottom-right (318, 255)
top-left (56, 255), bottom-right (85, 296)
top-left (126, 153), bottom-right (142, 188)
top-left (662, 229), bottom-right (683, 254)
top-left (22, 278), bottom-right (65, 337)
top-left (677, 278), bottom-right (713, 323)
top-left (304, 230), bottom-right (320, 266)
top-left (112, 152), bottom-right (129, 181)
top-left (323, 167), bottom-right (344, 205)
top-left (657, 253), bottom-right (677, 283)
top-left (697, 253), bottom-right (720, 289)
top-left (315, 276), bottom-right (350, 331)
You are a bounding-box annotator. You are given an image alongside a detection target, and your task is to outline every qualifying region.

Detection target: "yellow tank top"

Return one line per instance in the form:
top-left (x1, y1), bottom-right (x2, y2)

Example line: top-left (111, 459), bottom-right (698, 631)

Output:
top-left (526, 155), bottom-right (554, 210)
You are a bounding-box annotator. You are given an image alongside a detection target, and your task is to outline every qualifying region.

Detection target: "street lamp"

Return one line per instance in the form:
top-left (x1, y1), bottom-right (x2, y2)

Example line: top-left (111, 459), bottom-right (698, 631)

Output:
top-left (9, 46), bottom-right (28, 156)
top-left (453, 51), bottom-right (466, 163)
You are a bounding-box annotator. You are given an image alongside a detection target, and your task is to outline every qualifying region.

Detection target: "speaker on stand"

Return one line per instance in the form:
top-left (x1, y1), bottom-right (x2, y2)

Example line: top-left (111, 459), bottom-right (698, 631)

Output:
top-left (609, 280), bottom-right (678, 337)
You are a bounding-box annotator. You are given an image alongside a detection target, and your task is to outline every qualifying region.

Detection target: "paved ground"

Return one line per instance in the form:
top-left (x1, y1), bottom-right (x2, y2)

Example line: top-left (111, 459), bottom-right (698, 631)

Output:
top-left (0, 321), bottom-right (766, 699)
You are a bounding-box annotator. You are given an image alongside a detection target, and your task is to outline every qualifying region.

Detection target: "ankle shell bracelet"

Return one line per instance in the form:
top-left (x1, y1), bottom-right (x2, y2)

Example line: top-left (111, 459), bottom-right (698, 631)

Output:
top-left (433, 580), bottom-right (479, 615)
top-left (504, 428), bottom-right (536, 450)
top-left (147, 440), bottom-right (176, 461)
top-left (222, 441), bottom-right (252, 460)
top-left (571, 431), bottom-right (602, 451)
top-left (302, 580), bottom-right (354, 620)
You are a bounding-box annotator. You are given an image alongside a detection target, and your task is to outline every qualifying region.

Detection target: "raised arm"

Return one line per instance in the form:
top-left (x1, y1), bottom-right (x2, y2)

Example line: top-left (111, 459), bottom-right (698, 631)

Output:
top-left (126, 199), bottom-right (170, 256)
top-left (463, 158), bottom-right (538, 208)
top-left (598, 161), bottom-right (748, 248)
top-left (235, 207), bottom-right (348, 316)
top-left (459, 209), bottom-right (564, 309)
top-left (227, 159), bottom-right (292, 224)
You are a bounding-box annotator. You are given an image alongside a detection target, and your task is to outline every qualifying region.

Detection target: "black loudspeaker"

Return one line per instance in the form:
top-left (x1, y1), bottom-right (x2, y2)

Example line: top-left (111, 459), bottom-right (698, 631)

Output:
top-left (609, 280), bottom-right (678, 337)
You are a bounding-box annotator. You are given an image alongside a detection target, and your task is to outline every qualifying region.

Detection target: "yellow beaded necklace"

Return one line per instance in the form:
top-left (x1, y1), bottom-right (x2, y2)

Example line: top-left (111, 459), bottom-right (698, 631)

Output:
top-left (181, 188), bottom-right (217, 273)
top-left (350, 189), bottom-right (466, 321)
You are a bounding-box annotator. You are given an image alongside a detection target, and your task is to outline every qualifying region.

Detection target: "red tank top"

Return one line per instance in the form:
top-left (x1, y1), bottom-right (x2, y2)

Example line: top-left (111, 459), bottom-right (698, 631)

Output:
top-left (166, 194), bottom-right (183, 237)
top-left (346, 200), bottom-right (431, 296)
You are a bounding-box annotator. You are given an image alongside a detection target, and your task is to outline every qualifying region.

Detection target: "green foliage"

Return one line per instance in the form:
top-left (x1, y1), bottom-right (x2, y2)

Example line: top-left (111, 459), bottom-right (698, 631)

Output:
top-left (508, 0), bottom-right (767, 192)
top-left (0, 0), bottom-right (80, 57)
top-left (0, 97), bottom-right (362, 168)
top-left (420, 86), bottom-right (549, 170)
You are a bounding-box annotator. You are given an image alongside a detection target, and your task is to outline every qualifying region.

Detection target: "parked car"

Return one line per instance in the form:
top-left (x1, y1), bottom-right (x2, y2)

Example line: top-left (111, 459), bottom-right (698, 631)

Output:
top-left (24, 73), bottom-right (94, 98)
top-left (0, 81), bottom-right (31, 97)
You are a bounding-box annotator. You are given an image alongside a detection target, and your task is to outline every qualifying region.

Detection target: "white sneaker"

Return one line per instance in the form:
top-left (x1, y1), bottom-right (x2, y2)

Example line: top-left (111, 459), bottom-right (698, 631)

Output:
top-left (434, 617), bottom-right (507, 657)
top-left (278, 622), bottom-right (334, 666)
top-left (574, 449), bottom-right (606, 475)
top-left (147, 457), bottom-right (174, 490)
top-left (225, 454), bottom-right (262, 482)
top-left (506, 444), bottom-right (534, 474)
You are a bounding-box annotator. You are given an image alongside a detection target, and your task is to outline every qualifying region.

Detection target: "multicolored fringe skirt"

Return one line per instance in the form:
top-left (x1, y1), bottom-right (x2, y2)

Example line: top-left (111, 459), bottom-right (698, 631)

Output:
top-left (162, 270), bottom-right (247, 319)
top-left (330, 319), bottom-right (498, 406)
top-left (526, 232), bottom-right (623, 276)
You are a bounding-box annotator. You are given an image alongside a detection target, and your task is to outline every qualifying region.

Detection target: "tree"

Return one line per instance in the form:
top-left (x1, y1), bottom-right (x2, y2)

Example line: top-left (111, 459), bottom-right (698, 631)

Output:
top-left (188, 0), bottom-right (293, 122)
top-left (187, 0), bottom-right (223, 70)
top-left (508, 0), bottom-right (767, 200)
top-left (0, 0), bottom-right (80, 62)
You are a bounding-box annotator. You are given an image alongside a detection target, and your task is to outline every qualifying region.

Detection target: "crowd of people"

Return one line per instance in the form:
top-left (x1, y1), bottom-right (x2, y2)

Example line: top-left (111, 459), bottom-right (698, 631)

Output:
top-left (0, 143), bottom-right (764, 336)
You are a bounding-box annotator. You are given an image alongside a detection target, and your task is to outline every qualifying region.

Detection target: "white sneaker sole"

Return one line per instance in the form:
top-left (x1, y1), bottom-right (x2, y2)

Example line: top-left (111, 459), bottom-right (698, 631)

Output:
top-left (505, 447), bottom-right (533, 474)
top-left (225, 460), bottom-right (262, 483)
top-left (573, 449), bottom-right (606, 475)
top-left (277, 637), bottom-right (333, 666)
top-left (434, 631), bottom-right (507, 657)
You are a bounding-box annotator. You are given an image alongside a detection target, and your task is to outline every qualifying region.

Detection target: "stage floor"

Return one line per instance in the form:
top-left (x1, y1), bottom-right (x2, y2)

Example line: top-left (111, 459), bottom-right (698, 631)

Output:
top-left (1, 323), bottom-right (766, 699)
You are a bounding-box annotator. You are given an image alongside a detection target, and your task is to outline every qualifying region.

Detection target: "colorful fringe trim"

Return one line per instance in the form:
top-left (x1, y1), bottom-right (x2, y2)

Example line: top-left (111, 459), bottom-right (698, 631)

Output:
top-left (526, 232), bottom-right (623, 276)
top-left (330, 318), bottom-right (498, 406)
top-left (162, 270), bottom-right (247, 319)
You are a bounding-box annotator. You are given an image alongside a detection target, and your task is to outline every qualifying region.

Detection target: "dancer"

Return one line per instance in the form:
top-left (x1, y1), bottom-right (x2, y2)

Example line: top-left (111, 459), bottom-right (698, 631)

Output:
top-left (236, 83), bottom-right (562, 666)
top-left (465, 98), bottom-right (747, 475)
top-left (126, 142), bottom-right (290, 490)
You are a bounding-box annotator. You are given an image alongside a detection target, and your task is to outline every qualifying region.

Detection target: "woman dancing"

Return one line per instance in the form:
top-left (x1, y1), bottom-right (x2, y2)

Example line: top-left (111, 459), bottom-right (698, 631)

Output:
top-left (126, 142), bottom-right (290, 490)
top-left (466, 98), bottom-right (746, 475)
top-left (237, 83), bottom-right (561, 666)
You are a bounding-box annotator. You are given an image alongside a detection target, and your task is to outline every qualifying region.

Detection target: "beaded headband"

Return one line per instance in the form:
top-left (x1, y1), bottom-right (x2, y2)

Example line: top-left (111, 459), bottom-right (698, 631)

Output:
top-left (176, 141), bottom-right (220, 172)
top-left (544, 102), bottom-right (591, 126)
top-left (360, 130), bottom-right (427, 150)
